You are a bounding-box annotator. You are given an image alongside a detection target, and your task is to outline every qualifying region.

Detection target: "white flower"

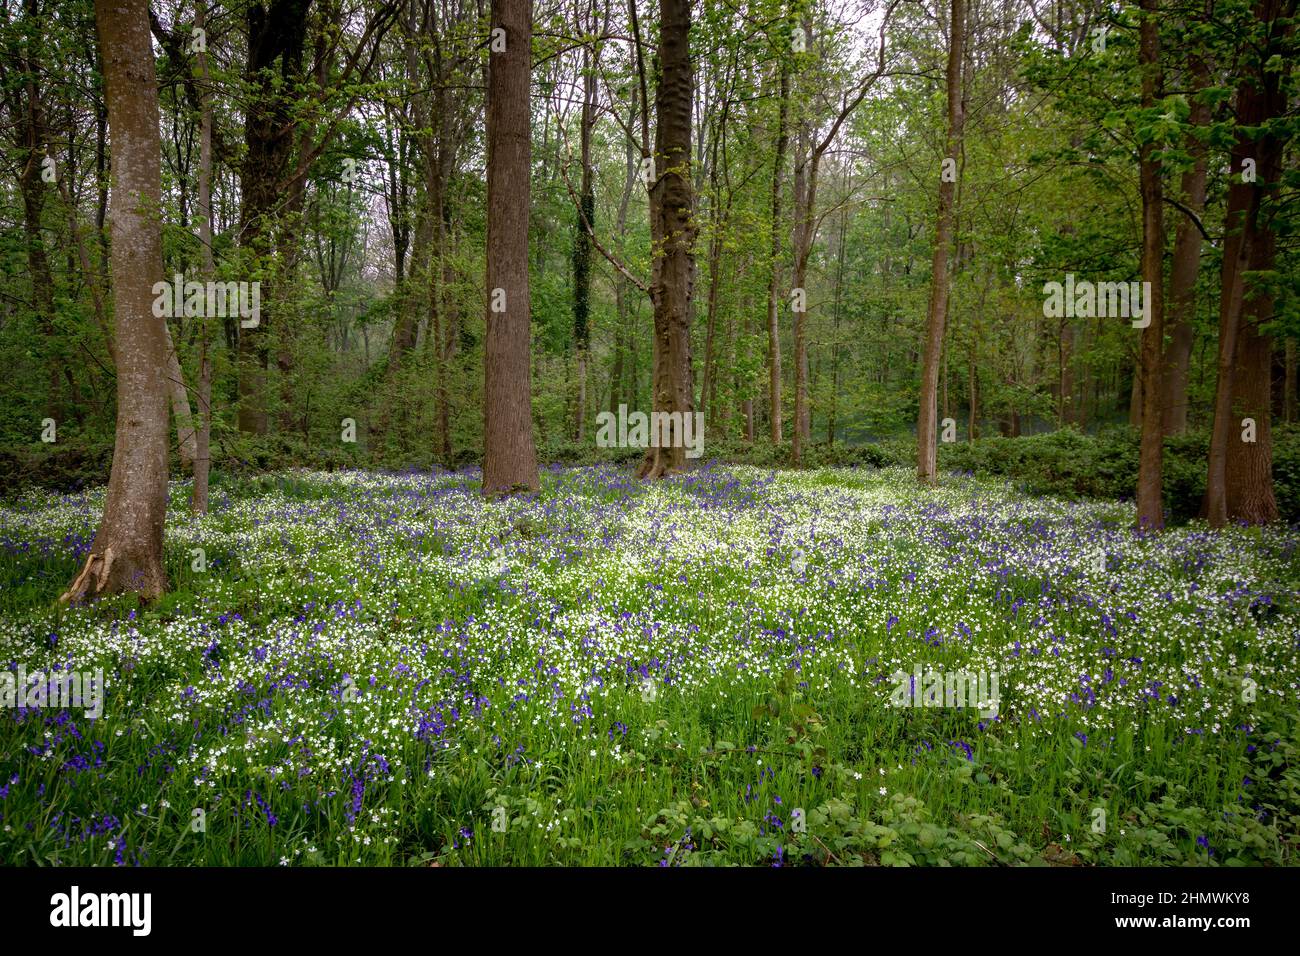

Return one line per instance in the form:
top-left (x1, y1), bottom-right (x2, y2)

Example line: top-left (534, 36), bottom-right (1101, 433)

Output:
top-left (879, 787), bottom-right (888, 796)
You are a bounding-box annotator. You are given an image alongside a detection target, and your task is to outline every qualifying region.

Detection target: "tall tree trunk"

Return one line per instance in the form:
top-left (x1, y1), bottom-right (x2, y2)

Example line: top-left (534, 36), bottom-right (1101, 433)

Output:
top-left (481, 0), bottom-right (539, 494)
top-left (637, 0), bottom-right (696, 479)
top-left (1160, 55), bottom-right (1210, 436)
top-left (1203, 0), bottom-right (1292, 526)
top-left (765, 60), bottom-right (789, 446)
top-left (1285, 338), bottom-right (1297, 423)
top-left (1134, 0), bottom-right (1165, 530)
top-left (236, 0), bottom-right (310, 435)
top-left (827, 208), bottom-right (846, 446)
top-left (572, 2), bottom-right (597, 442)
top-left (384, 0), bottom-right (426, 371)
top-left (163, 322), bottom-right (196, 470)
top-left (608, 92), bottom-right (638, 416)
top-left (791, 116), bottom-right (811, 465)
top-left (701, 215), bottom-right (722, 431)
top-left (1058, 320), bottom-right (1073, 426)
top-left (967, 347), bottom-right (977, 441)
top-left (192, 0), bottom-right (214, 515)
top-left (917, 0), bottom-right (964, 485)
top-left (63, 0), bottom-right (170, 603)
top-left (1225, 229), bottom-right (1278, 523)
top-left (9, 4), bottom-right (62, 419)
top-left (699, 88), bottom-right (729, 435)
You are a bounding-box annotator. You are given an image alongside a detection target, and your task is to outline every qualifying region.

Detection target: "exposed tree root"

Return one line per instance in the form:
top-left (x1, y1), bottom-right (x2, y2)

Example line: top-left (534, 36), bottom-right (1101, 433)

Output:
top-left (59, 546), bottom-right (114, 604)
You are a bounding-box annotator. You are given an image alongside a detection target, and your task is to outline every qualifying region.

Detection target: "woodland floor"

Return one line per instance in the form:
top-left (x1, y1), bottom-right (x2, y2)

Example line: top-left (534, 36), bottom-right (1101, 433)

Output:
top-left (1, 464), bottom-right (1297, 865)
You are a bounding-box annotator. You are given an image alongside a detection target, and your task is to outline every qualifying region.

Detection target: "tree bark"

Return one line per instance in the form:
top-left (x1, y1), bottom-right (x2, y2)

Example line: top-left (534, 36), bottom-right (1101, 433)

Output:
top-left (236, 0), bottom-right (310, 435)
top-left (637, 0), bottom-right (696, 479)
top-left (1160, 55), bottom-right (1210, 436)
top-left (1134, 0), bottom-right (1166, 531)
top-left (63, 0), bottom-right (170, 603)
top-left (765, 60), bottom-right (789, 446)
top-left (572, 0), bottom-right (598, 442)
top-left (917, 0), bottom-right (964, 485)
top-left (6, 3), bottom-right (63, 419)
top-left (481, 0), bottom-right (539, 494)
top-left (1225, 229), bottom-right (1279, 523)
top-left (1203, 0), bottom-right (1292, 526)
top-left (1285, 338), bottom-right (1297, 423)
top-left (791, 115), bottom-right (811, 464)
top-left (192, 0), bottom-right (214, 515)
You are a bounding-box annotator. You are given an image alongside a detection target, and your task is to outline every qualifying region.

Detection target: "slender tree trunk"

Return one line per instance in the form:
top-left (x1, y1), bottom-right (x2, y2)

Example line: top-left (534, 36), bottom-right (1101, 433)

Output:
top-left (765, 61), bottom-right (789, 446)
top-left (5, 19), bottom-right (85, 422)
top-left (1129, 358), bottom-right (1142, 427)
top-left (608, 93), bottom-right (638, 416)
top-left (63, 0), bottom-right (170, 602)
top-left (481, 0), bottom-right (539, 494)
top-left (699, 87), bottom-right (729, 435)
top-left (967, 348), bottom-right (977, 441)
top-left (701, 215), bottom-right (722, 430)
top-left (1135, 0), bottom-right (1165, 530)
top-left (637, 0), bottom-right (696, 479)
top-left (1058, 320), bottom-right (1073, 426)
top-left (572, 5), bottom-right (597, 442)
top-left (828, 208), bottom-right (846, 446)
top-left (1285, 338), bottom-right (1297, 423)
top-left (917, 0), bottom-right (964, 485)
top-left (162, 322), bottom-right (196, 470)
top-left (1161, 56), bottom-right (1210, 436)
top-left (9, 13), bottom-right (62, 420)
top-left (192, 0), bottom-right (214, 515)
top-left (791, 118), bottom-right (811, 465)
top-left (384, 0), bottom-right (427, 372)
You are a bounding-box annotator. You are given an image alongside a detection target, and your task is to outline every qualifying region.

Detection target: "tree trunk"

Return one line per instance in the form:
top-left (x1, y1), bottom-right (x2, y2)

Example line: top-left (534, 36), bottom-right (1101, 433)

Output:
top-left (637, 0), bottom-right (696, 479)
top-left (236, 0), bottom-right (310, 435)
top-left (10, 15), bottom-right (62, 420)
top-left (1203, 0), bottom-right (1291, 526)
top-left (63, 0), bottom-right (170, 603)
top-left (765, 60), bottom-right (789, 446)
top-left (917, 0), bottom-right (964, 485)
top-left (1225, 234), bottom-right (1278, 523)
top-left (384, 0), bottom-right (427, 371)
top-left (828, 209), bottom-right (846, 446)
top-left (192, 0), bottom-right (214, 515)
top-left (1160, 55), bottom-right (1210, 436)
top-left (967, 349), bottom-right (977, 441)
top-left (1285, 338), bottom-right (1297, 423)
top-left (1135, 0), bottom-right (1165, 531)
top-left (1058, 320), bottom-right (1073, 426)
top-left (791, 116), bottom-right (811, 465)
top-left (701, 215), bottom-right (722, 431)
top-left (163, 322), bottom-right (196, 470)
top-left (481, 0), bottom-right (539, 494)
top-left (572, 8), bottom-right (597, 442)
